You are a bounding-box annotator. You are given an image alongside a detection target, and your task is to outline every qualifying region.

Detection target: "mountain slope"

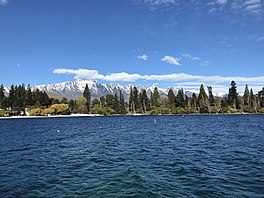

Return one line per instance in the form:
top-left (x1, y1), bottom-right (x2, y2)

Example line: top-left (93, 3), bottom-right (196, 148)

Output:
top-left (35, 80), bottom-right (169, 100)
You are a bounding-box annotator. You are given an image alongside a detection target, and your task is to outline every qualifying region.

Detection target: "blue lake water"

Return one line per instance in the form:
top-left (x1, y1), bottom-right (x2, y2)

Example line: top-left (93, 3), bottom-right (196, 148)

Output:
top-left (0, 115), bottom-right (264, 197)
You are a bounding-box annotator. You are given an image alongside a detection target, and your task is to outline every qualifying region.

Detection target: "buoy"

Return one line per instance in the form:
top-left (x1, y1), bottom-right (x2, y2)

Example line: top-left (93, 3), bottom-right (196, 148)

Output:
top-left (57, 130), bottom-right (60, 132)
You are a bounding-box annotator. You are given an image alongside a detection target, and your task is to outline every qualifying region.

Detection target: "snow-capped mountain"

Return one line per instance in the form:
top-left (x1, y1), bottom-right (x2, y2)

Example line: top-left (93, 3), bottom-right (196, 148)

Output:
top-left (34, 80), bottom-right (169, 100)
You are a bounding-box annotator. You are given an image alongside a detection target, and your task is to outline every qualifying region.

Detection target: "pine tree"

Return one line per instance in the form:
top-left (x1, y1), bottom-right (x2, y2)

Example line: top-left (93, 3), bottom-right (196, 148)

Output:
top-left (152, 87), bottom-right (160, 107)
top-left (132, 87), bottom-right (139, 112)
top-left (113, 92), bottom-right (120, 114)
top-left (83, 84), bottom-right (91, 113)
top-left (228, 81), bottom-right (239, 109)
top-left (258, 87), bottom-right (264, 108)
top-left (129, 86), bottom-right (133, 112)
top-left (243, 84), bottom-right (250, 106)
top-left (140, 89), bottom-right (150, 113)
top-left (150, 91), bottom-right (154, 108)
top-left (8, 85), bottom-right (15, 109)
top-left (249, 88), bottom-right (257, 113)
top-left (176, 89), bottom-right (185, 107)
top-left (105, 94), bottom-right (114, 109)
top-left (207, 86), bottom-right (214, 106)
top-left (61, 97), bottom-right (68, 104)
top-left (0, 84), bottom-right (5, 109)
top-left (100, 96), bottom-right (106, 107)
top-left (198, 84), bottom-right (210, 113)
top-left (119, 90), bottom-right (126, 114)
top-left (69, 99), bottom-right (76, 113)
top-left (191, 93), bottom-right (197, 111)
top-left (26, 85), bottom-right (33, 106)
top-left (92, 98), bottom-right (100, 106)
top-left (167, 89), bottom-right (175, 108)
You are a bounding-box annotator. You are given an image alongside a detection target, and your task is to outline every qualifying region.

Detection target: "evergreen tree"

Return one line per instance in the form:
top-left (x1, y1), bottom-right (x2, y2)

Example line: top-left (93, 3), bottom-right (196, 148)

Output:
top-left (8, 84), bottom-right (15, 109)
top-left (150, 91), bottom-right (154, 107)
top-left (26, 85), bottom-right (33, 106)
top-left (167, 89), bottom-right (175, 108)
top-left (207, 86), bottom-right (214, 106)
top-left (132, 86), bottom-right (139, 111)
top-left (0, 84), bottom-right (5, 109)
top-left (258, 87), bottom-right (264, 108)
top-left (249, 88), bottom-right (257, 112)
top-left (83, 84), bottom-right (91, 113)
top-left (61, 97), bottom-right (68, 104)
top-left (69, 99), bottom-right (76, 113)
top-left (191, 93), bottom-right (198, 111)
top-left (92, 98), bottom-right (100, 106)
top-left (105, 94), bottom-right (114, 109)
top-left (129, 86), bottom-right (133, 112)
top-left (228, 81), bottom-right (239, 109)
top-left (100, 96), bottom-right (106, 107)
top-left (113, 92), bottom-right (120, 113)
top-left (175, 89), bottom-right (185, 107)
top-left (140, 89), bottom-right (150, 113)
top-left (243, 84), bottom-right (250, 106)
top-left (119, 90), bottom-right (126, 114)
top-left (198, 84), bottom-right (210, 113)
top-left (152, 87), bottom-right (160, 107)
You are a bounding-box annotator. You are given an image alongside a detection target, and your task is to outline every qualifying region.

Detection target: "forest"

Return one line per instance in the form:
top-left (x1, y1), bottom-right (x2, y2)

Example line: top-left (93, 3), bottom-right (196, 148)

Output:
top-left (0, 81), bottom-right (264, 117)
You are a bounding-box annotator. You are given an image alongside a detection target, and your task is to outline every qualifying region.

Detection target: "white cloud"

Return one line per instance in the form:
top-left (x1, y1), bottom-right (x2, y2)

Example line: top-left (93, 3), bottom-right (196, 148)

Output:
top-left (216, 0), bottom-right (228, 5)
top-left (182, 53), bottom-right (207, 65)
top-left (53, 68), bottom-right (105, 80)
top-left (209, 0), bottom-right (264, 14)
top-left (104, 72), bottom-right (143, 82)
top-left (144, 0), bottom-right (176, 7)
top-left (53, 68), bottom-right (264, 86)
top-left (137, 54), bottom-right (148, 61)
top-left (0, 0), bottom-right (8, 6)
top-left (161, 55), bottom-right (181, 66)
top-left (244, 0), bottom-right (261, 6)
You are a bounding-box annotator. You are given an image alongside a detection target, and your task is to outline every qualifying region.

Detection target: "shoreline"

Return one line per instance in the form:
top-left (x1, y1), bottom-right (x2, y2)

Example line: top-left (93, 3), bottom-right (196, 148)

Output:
top-left (0, 112), bottom-right (263, 119)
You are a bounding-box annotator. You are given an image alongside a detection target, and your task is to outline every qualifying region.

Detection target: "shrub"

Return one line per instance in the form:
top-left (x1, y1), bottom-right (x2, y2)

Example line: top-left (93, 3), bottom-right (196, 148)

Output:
top-left (29, 108), bottom-right (45, 116)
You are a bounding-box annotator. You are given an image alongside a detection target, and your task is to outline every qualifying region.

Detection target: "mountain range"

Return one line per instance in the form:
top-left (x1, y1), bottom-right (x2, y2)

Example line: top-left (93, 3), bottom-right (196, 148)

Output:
top-left (4, 80), bottom-right (206, 101)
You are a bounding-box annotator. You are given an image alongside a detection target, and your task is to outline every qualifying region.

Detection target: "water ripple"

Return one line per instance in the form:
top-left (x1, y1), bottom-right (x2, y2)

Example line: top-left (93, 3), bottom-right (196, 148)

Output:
top-left (0, 115), bottom-right (264, 197)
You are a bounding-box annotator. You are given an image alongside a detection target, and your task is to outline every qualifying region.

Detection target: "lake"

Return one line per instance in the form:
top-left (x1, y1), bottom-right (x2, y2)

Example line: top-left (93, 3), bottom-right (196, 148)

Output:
top-left (0, 115), bottom-right (264, 197)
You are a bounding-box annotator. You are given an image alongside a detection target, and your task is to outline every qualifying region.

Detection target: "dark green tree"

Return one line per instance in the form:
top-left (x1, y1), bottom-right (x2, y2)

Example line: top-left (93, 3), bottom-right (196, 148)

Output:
top-left (140, 89), bottom-right (150, 113)
top-left (228, 81), bottom-right (239, 109)
top-left (258, 87), bottom-right (264, 107)
top-left (92, 98), bottom-right (100, 106)
top-left (190, 93), bottom-right (198, 111)
top-left (105, 94), bottom-right (114, 109)
top-left (83, 84), bottom-right (91, 113)
top-left (207, 86), bottom-right (215, 106)
top-left (198, 84), bottom-right (209, 113)
top-left (175, 89), bottom-right (185, 108)
top-left (113, 92), bottom-right (120, 113)
top-left (100, 96), bottom-right (106, 107)
top-left (243, 84), bottom-right (250, 106)
top-left (152, 87), bottom-right (160, 107)
top-left (129, 86), bottom-right (133, 112)
top-left (25, 85), bottom-right (33, 106)
top-left (249, 88), bottom-right (257, 112)
top-left (167, 89), bottom-right (175, 108)
top-left (61, 97), bottom-right (68, 104)
top-left (69, 99), bottom-right (77, 113)
top-left (119, 90), bottom-right (126, 114)
top-left (0, 84), bottom-right (5, 109)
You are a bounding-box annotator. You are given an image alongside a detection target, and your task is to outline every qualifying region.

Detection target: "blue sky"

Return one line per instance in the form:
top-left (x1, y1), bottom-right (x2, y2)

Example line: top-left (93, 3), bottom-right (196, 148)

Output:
top-left (0, 0), bottom-right (264, 94)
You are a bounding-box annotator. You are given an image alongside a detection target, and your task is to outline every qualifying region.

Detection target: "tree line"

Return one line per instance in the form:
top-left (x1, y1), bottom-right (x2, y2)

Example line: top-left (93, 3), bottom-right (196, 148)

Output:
top-left (1, 81), bottom-right (264, 117)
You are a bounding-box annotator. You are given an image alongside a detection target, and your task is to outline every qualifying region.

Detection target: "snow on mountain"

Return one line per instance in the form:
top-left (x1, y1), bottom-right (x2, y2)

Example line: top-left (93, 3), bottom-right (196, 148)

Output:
top-left (4, 80), bottom-right (226, 100)
top-left (34, 80), bottom-right (168, 100)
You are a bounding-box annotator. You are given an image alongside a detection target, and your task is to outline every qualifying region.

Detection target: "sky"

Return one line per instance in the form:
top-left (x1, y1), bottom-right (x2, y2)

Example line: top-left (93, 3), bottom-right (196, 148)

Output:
top-left (0, 0), bottom-right (264, 94)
